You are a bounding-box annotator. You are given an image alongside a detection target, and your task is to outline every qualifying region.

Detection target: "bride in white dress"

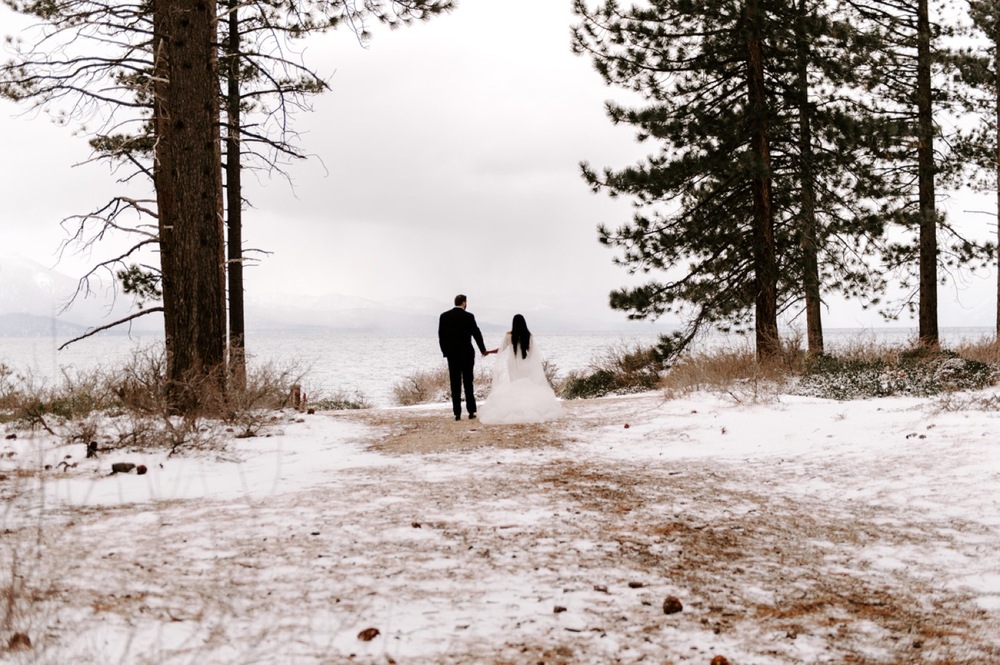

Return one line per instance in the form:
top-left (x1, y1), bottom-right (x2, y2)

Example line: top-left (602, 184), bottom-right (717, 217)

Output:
top-left (478, 314), bottom-right (563, 425)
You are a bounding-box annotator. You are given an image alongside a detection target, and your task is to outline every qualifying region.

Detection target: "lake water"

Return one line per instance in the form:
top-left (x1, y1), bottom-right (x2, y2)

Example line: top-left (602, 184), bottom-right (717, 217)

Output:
top-left (1, 327), bottom-right (994, 407)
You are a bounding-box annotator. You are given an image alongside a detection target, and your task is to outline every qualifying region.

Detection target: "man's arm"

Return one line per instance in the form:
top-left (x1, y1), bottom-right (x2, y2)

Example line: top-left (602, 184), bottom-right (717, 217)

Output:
top-left (438, 313), bottom-right (448, 357)
top-left (470, 314), bottom-right (487, 355)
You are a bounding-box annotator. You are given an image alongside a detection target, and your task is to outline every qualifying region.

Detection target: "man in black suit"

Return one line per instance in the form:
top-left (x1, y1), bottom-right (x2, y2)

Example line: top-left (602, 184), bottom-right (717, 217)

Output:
top-left (438, 294), bottom-right (489, 421)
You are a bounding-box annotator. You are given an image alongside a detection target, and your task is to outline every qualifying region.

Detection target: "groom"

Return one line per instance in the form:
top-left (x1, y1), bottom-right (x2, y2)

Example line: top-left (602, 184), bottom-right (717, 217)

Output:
top-left (438, 294), bottom-right (488, 421)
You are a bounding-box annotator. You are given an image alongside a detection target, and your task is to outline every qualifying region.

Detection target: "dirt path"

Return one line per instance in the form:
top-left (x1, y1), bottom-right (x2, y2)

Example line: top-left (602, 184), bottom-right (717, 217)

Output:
top-left (3, 395), bottom-right (1000, 663)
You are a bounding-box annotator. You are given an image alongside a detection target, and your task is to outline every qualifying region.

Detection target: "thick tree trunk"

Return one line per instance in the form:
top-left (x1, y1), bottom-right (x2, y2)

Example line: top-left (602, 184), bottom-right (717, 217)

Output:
top-left (225, 0), bottom-right (246, 389)
top-left (153, 0), bottom-right (227, 411)
top-left (795, 0), bottom-right (823, 355)
top-left (995, 22), bottom-right (1000, 340)
top-left (916, 0), bottom-right (939, 348)
top-left (745, 0), bottom-right (780, 361)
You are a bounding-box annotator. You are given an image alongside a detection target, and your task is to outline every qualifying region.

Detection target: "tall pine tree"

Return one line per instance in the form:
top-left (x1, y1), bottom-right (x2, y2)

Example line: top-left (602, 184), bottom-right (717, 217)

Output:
top-left (572, 0), bottom-right (896, 359)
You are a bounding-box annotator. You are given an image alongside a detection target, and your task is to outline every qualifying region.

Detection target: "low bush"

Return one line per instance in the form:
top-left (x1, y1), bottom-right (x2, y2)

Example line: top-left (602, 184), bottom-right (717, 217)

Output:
top-left (391, 365), bottom-right (492, 407)
top-left (0, 350), bottom-right (325, 451)
top-left (561, 341), bottom-right (663, 400)
top-left (792, 349), bottom-right (996, 400)
top-left (309, 390), bottom-right (371, 411)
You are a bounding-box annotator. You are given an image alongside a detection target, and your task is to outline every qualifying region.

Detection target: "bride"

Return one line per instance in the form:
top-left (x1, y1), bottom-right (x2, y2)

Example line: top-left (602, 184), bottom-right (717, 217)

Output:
top-left (478, 314), bottom-right (562, 425)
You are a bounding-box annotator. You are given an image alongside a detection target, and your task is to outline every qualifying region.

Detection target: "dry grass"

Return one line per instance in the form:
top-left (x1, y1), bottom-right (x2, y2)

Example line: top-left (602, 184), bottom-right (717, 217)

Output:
top-left (953, 336), bottom-right (1000, 365)
top-left (660, 336), bottom-right (804, 401)
top-left (0, 350), bottom-right (313, 452)
top-left (391, 364), bottom-right (494, 407)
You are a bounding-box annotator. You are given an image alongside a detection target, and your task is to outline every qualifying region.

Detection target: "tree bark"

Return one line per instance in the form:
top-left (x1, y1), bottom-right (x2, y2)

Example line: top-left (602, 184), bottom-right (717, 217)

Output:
top-left (795, 0), bottom-right (823, 355)
top-left (995, 14), bottom-right (1000, 340)
top-left (745, 0), bottom-right (780, 360)
top-left (153, 0), bottom-right (227, 411)
top-left (916, 0), bottom-right (939, 348)
top-left (225, 0), bottom-right (246, 389)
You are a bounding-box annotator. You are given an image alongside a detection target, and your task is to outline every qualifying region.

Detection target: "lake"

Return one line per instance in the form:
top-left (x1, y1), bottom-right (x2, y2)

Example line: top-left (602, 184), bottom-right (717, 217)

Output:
top-left (0, 327), bottom-right (994, 407)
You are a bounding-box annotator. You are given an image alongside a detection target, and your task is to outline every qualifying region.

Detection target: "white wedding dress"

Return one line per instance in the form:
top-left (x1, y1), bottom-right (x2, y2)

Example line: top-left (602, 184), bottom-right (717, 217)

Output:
top-left (478, 332), bottom-right (563, 425)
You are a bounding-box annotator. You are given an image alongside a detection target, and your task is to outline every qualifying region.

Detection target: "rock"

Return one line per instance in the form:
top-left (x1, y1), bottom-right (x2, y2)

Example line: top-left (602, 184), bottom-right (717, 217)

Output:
top-left (628, 581), bottom-right (645, 589)
top-left (357, 627), bottom-right (380, 641)
top-left (710, 657), bottom-right (731, 665)
top-left (8, 632), bottom-right (31, 649)
top-left (136, 465), bottom-right (147, 475)
top-left (553, 606), bottom-right (567, 613)
top-left (4, 433), bottom-right (16, 440)
top-left (662, 596), bottom-right (683, 615)
top-left (111, 462), bottom-right (136, 474)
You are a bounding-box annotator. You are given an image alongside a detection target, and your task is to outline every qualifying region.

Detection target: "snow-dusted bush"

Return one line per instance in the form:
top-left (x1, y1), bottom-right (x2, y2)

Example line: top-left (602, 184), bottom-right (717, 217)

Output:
top-left (792, 351), bottom-right (996, 401)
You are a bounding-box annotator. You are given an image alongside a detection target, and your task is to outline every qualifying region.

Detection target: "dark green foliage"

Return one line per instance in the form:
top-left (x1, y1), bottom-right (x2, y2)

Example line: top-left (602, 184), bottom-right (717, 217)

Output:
top-left (572, 0), bottom-right (899, 356)
top-left (794, 351), bottom-right (997, 400)
top-left (117, 263), bottom-right (161, 308)
top-left (561, 344), bottom-right (663, 399)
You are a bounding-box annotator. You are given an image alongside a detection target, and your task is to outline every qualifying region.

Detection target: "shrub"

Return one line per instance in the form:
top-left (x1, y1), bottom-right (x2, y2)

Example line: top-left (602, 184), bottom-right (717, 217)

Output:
top-left (561, 341), bottom-right (663, 400)
top-left (391, 365), bottom-right (493, 407)
top-left (0, 349), bottom-right (327, 450)
top-left (793, 349), bottom-right (997, 400)
top-left (309, 390), bottom-right (371, 411)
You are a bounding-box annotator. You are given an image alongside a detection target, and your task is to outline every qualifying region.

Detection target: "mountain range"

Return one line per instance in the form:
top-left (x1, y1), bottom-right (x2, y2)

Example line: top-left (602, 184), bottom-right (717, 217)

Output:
top-left (0, 254), bottom-right (664, 337)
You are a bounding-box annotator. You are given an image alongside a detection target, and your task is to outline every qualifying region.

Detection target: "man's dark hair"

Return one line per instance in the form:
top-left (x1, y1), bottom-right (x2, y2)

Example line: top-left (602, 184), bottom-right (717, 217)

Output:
top-left (454, 294), bottom-right (467, 307)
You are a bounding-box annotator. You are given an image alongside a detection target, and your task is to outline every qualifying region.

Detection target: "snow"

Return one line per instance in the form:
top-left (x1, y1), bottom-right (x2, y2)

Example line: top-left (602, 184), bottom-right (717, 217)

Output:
top-left (3, 389), bottom-right (1000, 663)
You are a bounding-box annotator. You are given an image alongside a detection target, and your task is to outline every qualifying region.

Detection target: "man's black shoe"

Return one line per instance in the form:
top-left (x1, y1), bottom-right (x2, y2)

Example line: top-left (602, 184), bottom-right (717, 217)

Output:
top-left (455, 415), bottom-right (461, 421)
top-left (468, 413), bottom-right (477, 420)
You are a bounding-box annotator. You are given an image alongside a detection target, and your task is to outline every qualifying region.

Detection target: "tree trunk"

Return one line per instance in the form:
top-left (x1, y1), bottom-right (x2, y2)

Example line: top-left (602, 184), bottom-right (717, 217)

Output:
top-left (916, 0), bottom-right (939, 348)
top-left (795, 0), bottom-right (823, 355)
top-left (225, 0), bottom-right (246, 390)
top-left (745, 0), bottom-right (780, 360)
top-left (153, 0), bottom-right (227, 412)
top-left (995, 16), bottom-right (1000, 340)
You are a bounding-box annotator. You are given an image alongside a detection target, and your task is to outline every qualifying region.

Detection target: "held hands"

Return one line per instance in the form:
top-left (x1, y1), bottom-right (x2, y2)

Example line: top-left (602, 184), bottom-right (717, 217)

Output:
top-left (484, 349), bottom-right (498, 356)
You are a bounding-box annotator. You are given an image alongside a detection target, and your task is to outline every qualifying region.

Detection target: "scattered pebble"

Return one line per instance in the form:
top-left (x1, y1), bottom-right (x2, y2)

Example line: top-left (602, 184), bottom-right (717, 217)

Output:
top-left (663, 596), bottom-right (683, 615)
top-left (8, 632), bottom-right (31, 650)
top-left (357, 627), bottom-right (380, 641)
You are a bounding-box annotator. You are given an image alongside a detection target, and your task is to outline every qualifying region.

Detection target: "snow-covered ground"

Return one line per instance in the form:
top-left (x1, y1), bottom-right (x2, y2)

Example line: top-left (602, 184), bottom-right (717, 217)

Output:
top-left (2, 389), bottom-right (1000, 663)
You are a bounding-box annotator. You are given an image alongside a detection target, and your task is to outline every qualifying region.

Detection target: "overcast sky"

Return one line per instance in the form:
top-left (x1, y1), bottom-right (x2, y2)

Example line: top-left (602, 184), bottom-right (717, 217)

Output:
top-left (2, 0), bottom-right (997, 330)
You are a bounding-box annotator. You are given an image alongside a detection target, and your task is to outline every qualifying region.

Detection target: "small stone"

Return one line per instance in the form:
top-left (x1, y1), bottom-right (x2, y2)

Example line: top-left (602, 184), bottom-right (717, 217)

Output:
top-left (111, 462), bottom-right (135, 474)
top-left (411, 522), bottom-right (422, 528)
top-left (624, 423), bottom-right (630, 429)
top-left (628, 581), bottom-right (645, 589)
top-left (8, 632), bottom-right (31, 649)
top-left (553, 606), bottom-right (567, 613)
top-left (662, 596), bottom-right (683, 615)
top-left (593, 584), bottom-right (608, 593)
top-left (4, 433), bottom-right (16, 440)
top-left (357, 627), bottom-right (380, 641)
top-left (710, 657), bottom-right (731, 665)
top-left (136, 465), bottom-right (147, 475)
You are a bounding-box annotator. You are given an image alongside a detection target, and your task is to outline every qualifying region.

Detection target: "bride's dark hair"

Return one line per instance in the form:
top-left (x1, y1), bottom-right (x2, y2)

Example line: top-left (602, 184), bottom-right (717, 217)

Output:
top-left (511, 314), bottom-right (531, 359)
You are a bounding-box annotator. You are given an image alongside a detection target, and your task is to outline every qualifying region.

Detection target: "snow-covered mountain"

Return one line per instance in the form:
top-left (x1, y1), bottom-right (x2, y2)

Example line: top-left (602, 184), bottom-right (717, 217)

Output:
top-left (0, 254), bottom-right (663, 336)
top-left (0, 254), bottom-right (145, 335)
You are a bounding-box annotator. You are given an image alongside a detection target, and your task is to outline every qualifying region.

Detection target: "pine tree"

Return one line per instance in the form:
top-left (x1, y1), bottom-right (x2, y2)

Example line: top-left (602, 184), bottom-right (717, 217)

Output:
top-left (848, 0), bottom-right (992, 347)
top-left (956, 0), bottom-right (1000, 337)
top-left (572, 0), bottom-right (896, 359)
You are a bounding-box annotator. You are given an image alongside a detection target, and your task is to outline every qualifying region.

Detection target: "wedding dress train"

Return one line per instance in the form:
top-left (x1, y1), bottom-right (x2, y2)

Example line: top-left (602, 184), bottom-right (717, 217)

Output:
top-left (478, 332), bottom-right (562, 425)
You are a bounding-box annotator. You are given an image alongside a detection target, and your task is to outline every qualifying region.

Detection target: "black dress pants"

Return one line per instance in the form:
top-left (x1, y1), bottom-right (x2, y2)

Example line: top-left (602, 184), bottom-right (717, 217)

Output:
top-left (447, 355), bottom-right (476, 417)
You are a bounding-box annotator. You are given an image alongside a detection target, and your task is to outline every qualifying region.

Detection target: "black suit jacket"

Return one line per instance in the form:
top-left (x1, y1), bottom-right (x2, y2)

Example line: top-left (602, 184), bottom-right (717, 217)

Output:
top-left (438, 307), bottom-right (487, 360)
